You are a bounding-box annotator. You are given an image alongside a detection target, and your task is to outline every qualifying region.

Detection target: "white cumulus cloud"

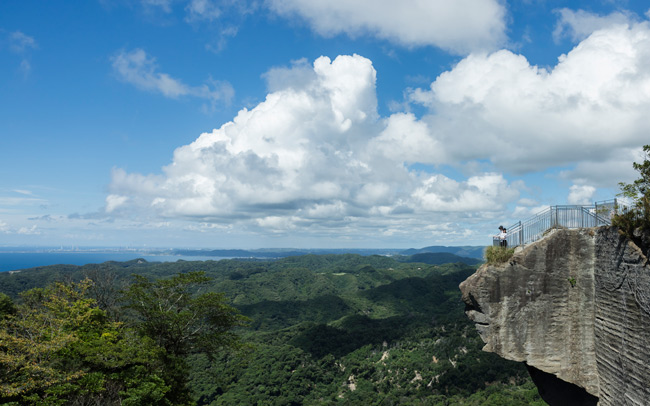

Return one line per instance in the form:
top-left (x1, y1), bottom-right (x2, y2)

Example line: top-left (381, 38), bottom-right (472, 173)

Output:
top-left (106, 19), bottom-right (650, 242)
top-left (107, 54), bottom-right (521, 238)
top-left (412, 173), bottom-right (519, 212)
top-left (266, 0), bottom-right (507, 53)
top-left (409, 20), bottom-right (650, 185)
top-left (568, 185), bottom-right (596, 205)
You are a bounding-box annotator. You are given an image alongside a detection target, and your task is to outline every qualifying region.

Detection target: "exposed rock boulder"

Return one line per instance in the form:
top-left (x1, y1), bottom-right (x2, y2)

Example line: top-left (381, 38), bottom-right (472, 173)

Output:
top-left (460, 227), bottom-right (650, 406)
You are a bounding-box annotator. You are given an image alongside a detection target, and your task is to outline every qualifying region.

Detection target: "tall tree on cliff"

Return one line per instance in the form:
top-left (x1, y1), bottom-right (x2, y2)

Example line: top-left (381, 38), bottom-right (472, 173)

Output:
top-left (614, 144), bottom-right (650, 250)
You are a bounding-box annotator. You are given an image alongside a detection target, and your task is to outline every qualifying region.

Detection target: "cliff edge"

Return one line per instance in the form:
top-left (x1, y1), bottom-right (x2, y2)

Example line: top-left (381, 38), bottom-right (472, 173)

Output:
top-left (460, 227), bottom-right (650, 406)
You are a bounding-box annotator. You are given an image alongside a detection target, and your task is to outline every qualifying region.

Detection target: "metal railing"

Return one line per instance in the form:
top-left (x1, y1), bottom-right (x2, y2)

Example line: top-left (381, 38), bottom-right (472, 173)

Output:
top-left (494, 199), bottom-right (623, 247)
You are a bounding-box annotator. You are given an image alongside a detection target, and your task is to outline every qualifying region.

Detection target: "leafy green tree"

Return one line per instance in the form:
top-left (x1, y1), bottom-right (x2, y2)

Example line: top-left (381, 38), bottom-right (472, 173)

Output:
top-left (615, 144), bottom-right (650, 248)
top-left (619, 145), bottom-right (650, 203)
top-left (123, 271), bottom-right (248, 356)
top-left (0, 279), bottom-right (169, 405)
top-left (83, 265), bottom-right (124, 320)
top-left (0, 281), bottom-right (88, 402)
top-left (0, 293), bottom-right (15, 318)
top-left (122, 272), bottom-right (248, 404)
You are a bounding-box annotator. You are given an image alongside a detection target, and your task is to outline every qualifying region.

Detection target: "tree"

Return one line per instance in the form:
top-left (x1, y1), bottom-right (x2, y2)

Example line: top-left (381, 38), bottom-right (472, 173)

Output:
top-left (614, 144), bottom-right (650, 249)
top-left (619, 145), bottom-right (650, 201)
top-left (0, 282), bottom-right (87, 402)
top-left (0, 279), bottom-right (169, 405)
top-left (83, 265), bottom-right (124, 321)
top-left (0, 293), bottom-right (15, 318)
top-left (122, 271), bottom-right (248, 404)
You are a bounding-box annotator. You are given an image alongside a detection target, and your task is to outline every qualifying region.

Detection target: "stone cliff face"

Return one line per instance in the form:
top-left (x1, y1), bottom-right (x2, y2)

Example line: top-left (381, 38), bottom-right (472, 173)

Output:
top-left (460, 227), bottom-right (650, 406)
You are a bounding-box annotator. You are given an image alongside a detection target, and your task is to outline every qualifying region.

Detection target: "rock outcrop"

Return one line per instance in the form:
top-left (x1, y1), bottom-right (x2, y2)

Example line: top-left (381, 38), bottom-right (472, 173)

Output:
top-left (460, 227), bottom-right (650, 406)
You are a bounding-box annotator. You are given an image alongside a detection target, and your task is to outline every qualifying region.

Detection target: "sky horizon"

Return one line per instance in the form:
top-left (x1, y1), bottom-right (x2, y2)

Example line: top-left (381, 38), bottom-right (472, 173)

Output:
top-left (2, 0), bottom-right (649, 249)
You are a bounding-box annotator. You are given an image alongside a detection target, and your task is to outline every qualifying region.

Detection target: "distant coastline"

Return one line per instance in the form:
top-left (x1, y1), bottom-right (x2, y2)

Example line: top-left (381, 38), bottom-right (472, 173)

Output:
top-left (0, 245), bottom-right (485, 272)
top-left (0, 252), bottom-right (224, 273)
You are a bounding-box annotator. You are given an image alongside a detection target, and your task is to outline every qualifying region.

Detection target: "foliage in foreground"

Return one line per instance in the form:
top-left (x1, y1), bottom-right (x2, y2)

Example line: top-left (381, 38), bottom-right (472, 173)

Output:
top-left (0, 272), bottom-right (245, 405)
top-left (484, 246), bottom-right (515, 265)
top-left (0, 279), bottom-right (168, 405)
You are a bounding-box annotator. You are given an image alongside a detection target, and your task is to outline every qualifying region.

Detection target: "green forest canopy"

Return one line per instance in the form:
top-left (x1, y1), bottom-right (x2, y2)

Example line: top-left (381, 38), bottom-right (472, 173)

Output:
top-left (0, 254), bottom-right (545, 405)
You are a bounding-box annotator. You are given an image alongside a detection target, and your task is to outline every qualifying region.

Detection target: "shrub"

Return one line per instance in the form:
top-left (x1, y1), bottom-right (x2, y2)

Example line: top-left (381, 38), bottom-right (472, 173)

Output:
top-left (485, 246), bottom-right (515, 265)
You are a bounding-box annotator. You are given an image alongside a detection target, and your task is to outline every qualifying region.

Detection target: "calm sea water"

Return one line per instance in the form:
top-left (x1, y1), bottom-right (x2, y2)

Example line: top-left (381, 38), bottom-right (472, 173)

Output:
top-left (0, 252), bottom-right (224, 272)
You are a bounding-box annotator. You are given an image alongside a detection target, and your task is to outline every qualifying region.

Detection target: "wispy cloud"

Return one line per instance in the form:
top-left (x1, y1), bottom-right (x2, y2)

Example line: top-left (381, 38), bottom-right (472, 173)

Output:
top-left (141, 0), bottom-right (174, 13)
top-left (7, 31), bottom-right (37, 76)
top-left (204, 26), bottom-right (239, 53)
top-left (134, 0), bottom-right (255, 51)
top-left (111, 48), bottom-right (234, 105)
top-left (0, 196), bottom-right (47, 206)
top-left (185, 0), bottom-right (222, 22)
top-left (553, 8), bottom-right (636, 43)
top-left (9, 31), bottom-right (37, 52)
top-left (13, 189), bottom-right (35, 196)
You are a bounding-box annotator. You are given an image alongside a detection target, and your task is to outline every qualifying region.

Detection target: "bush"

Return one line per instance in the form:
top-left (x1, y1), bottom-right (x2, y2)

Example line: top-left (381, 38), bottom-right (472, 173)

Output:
top-left (485, 246), bottom-right (515, 265)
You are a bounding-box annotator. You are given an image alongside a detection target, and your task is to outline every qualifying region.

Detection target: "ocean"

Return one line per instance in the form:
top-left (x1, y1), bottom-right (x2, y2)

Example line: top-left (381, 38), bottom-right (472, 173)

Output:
top-left (0, 252), bottom-right (224, 272)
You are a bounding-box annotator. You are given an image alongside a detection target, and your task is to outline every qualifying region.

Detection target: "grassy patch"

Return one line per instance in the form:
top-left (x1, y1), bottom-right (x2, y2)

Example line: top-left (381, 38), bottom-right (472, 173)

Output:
top-left (485, 246), bottom-right (515, 265)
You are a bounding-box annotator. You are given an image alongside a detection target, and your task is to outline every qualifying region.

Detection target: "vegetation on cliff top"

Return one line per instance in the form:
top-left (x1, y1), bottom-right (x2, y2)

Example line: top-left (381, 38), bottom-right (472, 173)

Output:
top-left (614, 144), bottom-right (650, 251)
top-left (485, 246), bottom-right (515, 265)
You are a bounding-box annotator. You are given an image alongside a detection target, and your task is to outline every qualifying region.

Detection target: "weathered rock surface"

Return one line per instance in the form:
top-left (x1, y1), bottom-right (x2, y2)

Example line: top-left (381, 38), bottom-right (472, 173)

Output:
top-left (460, 227), bottom-right (650, 406)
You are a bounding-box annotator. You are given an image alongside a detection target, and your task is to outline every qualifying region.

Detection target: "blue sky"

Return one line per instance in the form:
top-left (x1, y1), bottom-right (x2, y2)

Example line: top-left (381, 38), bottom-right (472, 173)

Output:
top-left (1, 0), bottom-right (649, 248)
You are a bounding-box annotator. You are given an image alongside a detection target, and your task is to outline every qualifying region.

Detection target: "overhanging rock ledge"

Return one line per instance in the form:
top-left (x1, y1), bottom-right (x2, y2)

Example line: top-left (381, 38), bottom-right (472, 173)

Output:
top-left (459, 227), bottom-right (650, 406)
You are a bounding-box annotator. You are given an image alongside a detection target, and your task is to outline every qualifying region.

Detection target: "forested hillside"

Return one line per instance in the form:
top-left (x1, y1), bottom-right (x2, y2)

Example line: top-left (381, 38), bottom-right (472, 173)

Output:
top-left (0, 255), bottom-right (545, 405)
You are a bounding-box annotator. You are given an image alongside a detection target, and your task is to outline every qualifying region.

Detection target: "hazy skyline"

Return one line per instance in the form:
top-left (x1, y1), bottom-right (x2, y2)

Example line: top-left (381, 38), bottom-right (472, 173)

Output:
top-left (2, 1), bottom-right (649, 248)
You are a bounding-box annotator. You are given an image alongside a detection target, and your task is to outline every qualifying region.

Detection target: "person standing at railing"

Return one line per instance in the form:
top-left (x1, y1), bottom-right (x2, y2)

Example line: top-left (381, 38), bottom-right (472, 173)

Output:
top-left (496, 226), bottom-right (508, 247)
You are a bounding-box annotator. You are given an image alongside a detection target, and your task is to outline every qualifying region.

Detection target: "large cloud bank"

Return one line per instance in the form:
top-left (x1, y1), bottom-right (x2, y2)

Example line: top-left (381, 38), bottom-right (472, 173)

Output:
top-left (108, 54), bottom-right (518, 237)
top-left (409, 20), bottom-right (650, 185)
top-left (108, 20), bottom-right (650, 239)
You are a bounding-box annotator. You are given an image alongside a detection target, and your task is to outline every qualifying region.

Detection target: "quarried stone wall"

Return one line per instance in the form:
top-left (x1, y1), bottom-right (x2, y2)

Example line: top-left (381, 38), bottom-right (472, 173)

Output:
top-left (460, 227), bottom-right (650, 406)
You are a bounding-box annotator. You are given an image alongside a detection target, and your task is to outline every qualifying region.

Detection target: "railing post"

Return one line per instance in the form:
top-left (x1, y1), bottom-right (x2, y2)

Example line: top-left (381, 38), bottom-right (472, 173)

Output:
top-left (552, 206), bottom-right (556, 227)
top-left (519, 221), bottom-right (523, 246)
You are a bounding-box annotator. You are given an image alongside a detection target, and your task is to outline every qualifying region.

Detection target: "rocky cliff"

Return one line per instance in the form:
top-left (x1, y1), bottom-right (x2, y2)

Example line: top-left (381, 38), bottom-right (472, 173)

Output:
top-left (460, 227), bottom-right (650, 406)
